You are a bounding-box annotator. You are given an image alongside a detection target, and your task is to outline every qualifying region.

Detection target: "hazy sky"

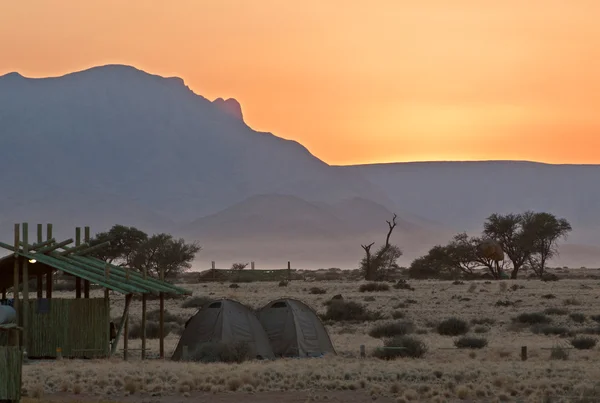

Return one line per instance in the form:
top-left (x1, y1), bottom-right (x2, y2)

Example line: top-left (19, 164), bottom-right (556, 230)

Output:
top-left (1, 1), bottom-right (599, 165)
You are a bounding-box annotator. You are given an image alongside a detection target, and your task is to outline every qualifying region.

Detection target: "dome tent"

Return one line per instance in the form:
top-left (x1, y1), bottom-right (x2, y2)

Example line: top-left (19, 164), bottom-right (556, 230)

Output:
top-left (258, 298), bottom-right (336, 358)
top-left (171, 298), bottom-right (274, 361)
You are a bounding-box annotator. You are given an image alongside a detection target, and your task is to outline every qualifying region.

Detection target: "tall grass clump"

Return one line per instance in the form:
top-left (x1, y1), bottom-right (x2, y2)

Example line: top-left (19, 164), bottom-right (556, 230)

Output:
top-left (437, 317), bottom-right (469, 336)
top-left (373, 336), bottom-right (427, 359)
top-left (321, 300), bottom-right (382, 322)
top-left (359, 282), bottom-right (390, 292)
top-left (369, 321), bottom-right (415, 338)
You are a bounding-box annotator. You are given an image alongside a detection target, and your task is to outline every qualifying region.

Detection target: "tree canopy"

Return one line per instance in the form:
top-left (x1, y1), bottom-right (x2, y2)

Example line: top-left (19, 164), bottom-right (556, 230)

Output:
top-left (408, 211), bottom-right (572, 280)
top-left (90, 225), bottom-right (200, 279)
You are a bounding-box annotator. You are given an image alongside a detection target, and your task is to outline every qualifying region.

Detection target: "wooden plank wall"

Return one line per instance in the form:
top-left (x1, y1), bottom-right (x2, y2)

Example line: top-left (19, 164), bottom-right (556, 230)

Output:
top-left (25, 298), bottom-right (110, 358)
top-left (0, 346), bottom-right (22, 400)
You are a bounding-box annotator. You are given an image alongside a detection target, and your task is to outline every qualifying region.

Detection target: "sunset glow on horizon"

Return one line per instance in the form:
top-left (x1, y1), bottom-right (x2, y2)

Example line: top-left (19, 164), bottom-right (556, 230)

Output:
top-left (1, 0), bottom-right (599, 165)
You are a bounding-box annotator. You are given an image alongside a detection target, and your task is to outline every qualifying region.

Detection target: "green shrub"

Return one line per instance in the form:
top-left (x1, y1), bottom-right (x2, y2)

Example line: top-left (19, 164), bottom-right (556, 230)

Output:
top-left (181, 296), bottom-right (212, 309)
top-left (541, 294), bottom-right (556, 299)
top-left (570, 313), bottom-right (587, 323)
top-left (309, 287), bottom-right (327, 295)
top-left (550, 345), bottom-right (569, 360)
top-left (454, 336), bottom-right (488, 349)
top-left (391, 311), bottom-right (405, 319)
top-left (189, 341), bottom-right (251, 363)
top-left (437, 317), bottom-right (469, 336)
top-left (369, 321), bottom-right (415, 338)
top-left (514, 312), bottom-right (551, 325)
top-left (544, 307), bottom-right (569, 316)
top-left (531, 324), bottom-right (572, 337)
top-left (278, 280), bottom-right (288, 287)
top-left (359, 282), bottom-right (390, 292)
top-left (590, 315), bottom-right (600, 323)
top-left (571, 336), bottom-right (597, 350)
top-left (321, 300), bottom-right (382, 322)
top-left (372, 336), bottom-right (427, 359)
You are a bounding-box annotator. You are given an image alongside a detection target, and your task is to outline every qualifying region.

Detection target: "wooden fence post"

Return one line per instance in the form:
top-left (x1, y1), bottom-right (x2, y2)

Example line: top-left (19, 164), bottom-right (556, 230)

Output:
top-left (360, 345), bottom-right (366, 358)
top-left (521, 346), bottom-right (527, 361)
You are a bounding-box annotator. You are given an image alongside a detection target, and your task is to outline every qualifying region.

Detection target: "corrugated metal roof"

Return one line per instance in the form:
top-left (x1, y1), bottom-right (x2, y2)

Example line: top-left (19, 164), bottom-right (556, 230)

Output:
top-left (0, 251), bottom-right (191, 296)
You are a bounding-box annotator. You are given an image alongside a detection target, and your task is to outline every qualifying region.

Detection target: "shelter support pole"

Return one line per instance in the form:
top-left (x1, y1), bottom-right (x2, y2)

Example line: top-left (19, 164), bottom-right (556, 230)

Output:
top-left (36, 224), bottom-right (43, 299)
top-left (1, 288), bottom-right (5, 299)
top-left (124, 309), bottom-right (129, 361)
top-left (288, 261), bottom-right (291, 281)
top-left (159, 267), bottom-right (165, 359)
top-left (141, 267), bottom-right (147, 360)
top-left (13, 224), bottom-right (20, 335)
top-left (22, 222), bottom-right (29, 352)
top-left (83, 226), bottom-right (90, 298)
top-left (110, 293), bottom-right (132, 356)
top-left (46, 224), bottom-right (53, 298)
top-left (75, 227), bottom-right (82, 298)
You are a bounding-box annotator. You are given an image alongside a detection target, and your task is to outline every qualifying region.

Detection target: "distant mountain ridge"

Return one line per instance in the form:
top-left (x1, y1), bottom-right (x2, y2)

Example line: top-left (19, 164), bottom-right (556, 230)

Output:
top-left (0, 65), bottom-right (599, 268)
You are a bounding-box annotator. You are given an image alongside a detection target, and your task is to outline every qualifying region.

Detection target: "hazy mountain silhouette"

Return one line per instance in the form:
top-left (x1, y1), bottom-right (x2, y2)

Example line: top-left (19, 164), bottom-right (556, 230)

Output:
top-left (0, 65), bottom-right (393, 231)
top-left (1, 65), bottom-right (599, 268)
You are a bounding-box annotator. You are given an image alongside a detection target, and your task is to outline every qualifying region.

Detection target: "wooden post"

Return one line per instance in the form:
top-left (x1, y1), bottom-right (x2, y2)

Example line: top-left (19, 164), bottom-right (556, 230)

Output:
top-left (83, 226), bottom-right (91, 298)
top-left (141, 266), bottom-right (147, 360)
top-left (46, 224), bottom-right (53, 298)
top-left (110, 293), bottom-right (132, 356)
top-left (123, 309), bottom-right (129, 361)
top-left (13, 224), bottom-right (20, 334)
top-left (211, 261), bottom-right (216, 280)
top-left (104, 264), bottom-right (110, 301)
top-left (360, 344), bottom-right (366, 358)
top-left (288, 261), bottom-right (291, 281)
top-left (22, 222), bottom-right (29, 352)
top-left (521, 346), bottom-right (527, 361)
top-left (159, 266), bottom-right (165, 359)
top-left (75, 227), bottom-right (82, 298)
top-left (251, 261), bottom-right (255, 270)
top-left (36, 224), bottom-right (43, 299)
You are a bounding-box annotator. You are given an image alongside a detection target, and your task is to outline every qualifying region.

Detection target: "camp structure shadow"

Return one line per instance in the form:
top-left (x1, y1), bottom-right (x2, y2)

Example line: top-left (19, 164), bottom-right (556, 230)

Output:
top-left (258, 298), bottom-right (336, 358)
top-left (171, 298), bottom-right (275, 361)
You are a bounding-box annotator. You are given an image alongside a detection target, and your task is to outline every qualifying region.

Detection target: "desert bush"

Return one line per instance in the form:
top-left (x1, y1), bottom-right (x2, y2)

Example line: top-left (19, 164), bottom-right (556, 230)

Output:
top-left (570, 313), bottom-right (587, 323)
top-left (467, 283), bottom-right (477, 293)
top-left (393, 280), bottom-right (415, 291)
top-left (473, 326), bottom-right (489, 334)
top-left (541, 294), bottom-right (556, 299)
top-left (189, 341), bottom-right (251, 363)
top-left (454, 336), bottom-right (488, 349)
top-left (363, 296), bottom-right (376, 302)
top-left (437, 317), bottom-right (469, 336)
top-left (181, 296), bottom-right (212, 309)
top-left (471, 317), bottom-right (496, 326)
top-left (229, 283), bottom-right (239, 289)
top-left (147, 309), bottom-right (185, 324)
top-left (278, 280), bottom-right (288, 287)
top-left (321, 300), bottom-right (382, 322)
top-left (309, 287), bottom-right (327, 295)
top-left (591, 315), bottom-right (600, 323)
top-left (542, 273), bottom-right (559, 282)
top-left (550, 345), bottom-right (569, 360)
top-left (495, 300), bottom-right (514, 307)
top-left (564, 298), bottom-right (582, 306)
top-left (531, 324), bottom-right (572, 337)
top-left (581, 326), bottom-right (600, 335)
top-left (369, 321), bottom-right (415, 338)
top-left (514, 312), bottom-right (551, 325)
top-left (373, 336), bottom-right (427, 359)
top-left (391, 311), bottom-right (405, 319)
top-left (544, 307), bottom-right (569, 315)
top-left (359, 282), bottom-right (390, 292)
top-left (571, 336), bottom-right (597, 350)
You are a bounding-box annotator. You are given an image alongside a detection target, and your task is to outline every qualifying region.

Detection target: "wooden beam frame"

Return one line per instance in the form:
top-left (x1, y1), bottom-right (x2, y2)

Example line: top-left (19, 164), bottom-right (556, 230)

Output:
top-left (36, 224), bottom-right (43, 299)
top-left (46, 224), bottom-right (53, 299)
top-left (22, 222), bottom-right (29, 352)
top-left (75, 227), bottom-right (81, 299)
top-left (110, 293), bottom-right (132, 356)
top-left (83, 226), bottom-right (91, 298)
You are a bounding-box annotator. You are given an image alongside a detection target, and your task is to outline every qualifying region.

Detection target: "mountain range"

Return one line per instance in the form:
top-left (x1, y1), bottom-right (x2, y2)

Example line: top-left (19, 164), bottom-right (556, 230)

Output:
top-left (0, 65), bottom-right (598, 269)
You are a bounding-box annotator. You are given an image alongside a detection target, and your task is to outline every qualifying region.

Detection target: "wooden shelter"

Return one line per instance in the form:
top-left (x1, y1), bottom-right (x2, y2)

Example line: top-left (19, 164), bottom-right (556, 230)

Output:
top-left (0, 223), bottom-right (191, 360)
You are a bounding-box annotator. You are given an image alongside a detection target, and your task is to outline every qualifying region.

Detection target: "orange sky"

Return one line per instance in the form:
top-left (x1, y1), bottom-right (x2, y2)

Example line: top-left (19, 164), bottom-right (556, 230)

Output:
top-left (1, 0), bottom-right (599, 165)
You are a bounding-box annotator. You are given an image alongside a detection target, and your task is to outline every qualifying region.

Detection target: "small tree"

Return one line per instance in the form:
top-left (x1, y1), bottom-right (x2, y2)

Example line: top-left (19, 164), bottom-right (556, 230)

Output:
top-left (131, 233), bottom-right (201, 279)
top-left (361, 214), bottom-right (402, 281)
top-left (522, 212), bottom-right (572, 278)
top-left (89, 224), bottom-right (148, 266)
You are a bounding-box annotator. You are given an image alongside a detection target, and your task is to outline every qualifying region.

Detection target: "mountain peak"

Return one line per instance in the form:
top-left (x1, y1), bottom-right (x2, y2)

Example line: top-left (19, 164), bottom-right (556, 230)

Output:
top-left (212, 97), bottom-right (244, 122)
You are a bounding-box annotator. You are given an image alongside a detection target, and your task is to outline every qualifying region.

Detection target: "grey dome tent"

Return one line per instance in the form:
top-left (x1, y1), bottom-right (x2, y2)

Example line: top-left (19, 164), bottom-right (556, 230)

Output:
top-left (258, 298), bottom-right (336, 357)
top-left (172, 298), bottom-right (274, 361)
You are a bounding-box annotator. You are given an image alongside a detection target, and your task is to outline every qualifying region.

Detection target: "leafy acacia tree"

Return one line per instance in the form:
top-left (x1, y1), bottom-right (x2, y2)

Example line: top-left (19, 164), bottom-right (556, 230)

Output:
top-left (483, 213), bottom-right (533, 279)
top-left (91, 225), bottom-right (201, 279)
top-left (522, 212), bottom-right (572, 277)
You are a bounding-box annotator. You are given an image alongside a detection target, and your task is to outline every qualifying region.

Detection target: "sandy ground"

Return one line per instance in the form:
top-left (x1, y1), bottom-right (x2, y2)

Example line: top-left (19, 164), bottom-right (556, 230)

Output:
top-left (19, 277), bottom-right (600, 402)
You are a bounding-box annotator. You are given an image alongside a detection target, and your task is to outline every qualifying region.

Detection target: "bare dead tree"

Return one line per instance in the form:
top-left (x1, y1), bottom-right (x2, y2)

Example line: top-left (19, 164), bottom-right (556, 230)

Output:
top-left (362, 214), bottom-right (398, 281)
